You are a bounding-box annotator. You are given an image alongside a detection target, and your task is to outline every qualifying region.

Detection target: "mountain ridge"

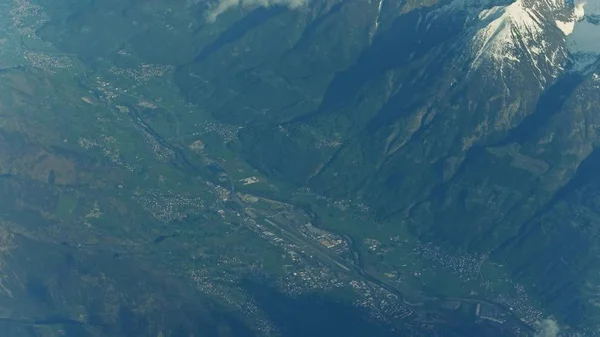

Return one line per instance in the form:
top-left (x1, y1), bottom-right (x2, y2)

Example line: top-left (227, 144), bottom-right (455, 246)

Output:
top-left (181, 0), bottom-right (600, 331)
top-left (169, 0), bottom-right (600, 332)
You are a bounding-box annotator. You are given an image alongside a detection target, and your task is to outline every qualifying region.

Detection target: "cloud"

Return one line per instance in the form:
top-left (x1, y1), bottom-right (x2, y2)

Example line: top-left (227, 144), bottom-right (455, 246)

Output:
top-left (206, 0), bottom-right (308, 22)
top-left (534, 319), bottom-right (560, 337)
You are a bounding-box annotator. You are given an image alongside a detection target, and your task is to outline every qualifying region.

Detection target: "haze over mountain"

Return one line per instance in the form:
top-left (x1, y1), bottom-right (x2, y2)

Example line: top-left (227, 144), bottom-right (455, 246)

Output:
top-left (175, 0), bottom-right (600, 332)
top-left (2, 0), bottom-right (599, 335)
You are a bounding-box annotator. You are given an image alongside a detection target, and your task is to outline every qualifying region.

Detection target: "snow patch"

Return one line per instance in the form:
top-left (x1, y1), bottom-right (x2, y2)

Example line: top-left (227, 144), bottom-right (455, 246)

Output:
top-left (375, 0), bottom-right (384, 31)
top-left (555, 1), bottom-right (586, 35)
top-left (471, 1), bottom-right (545, 64)
top-left (466, 0), bottom-right (566, 85)
top-left (555, 19), bottom-right (575, 35)
top-left (442, 0), bottom-right (598, 77)
top-left (574, 0), bottom-right (587, 19)
top-left (566, 0), bottom-right (600, 70)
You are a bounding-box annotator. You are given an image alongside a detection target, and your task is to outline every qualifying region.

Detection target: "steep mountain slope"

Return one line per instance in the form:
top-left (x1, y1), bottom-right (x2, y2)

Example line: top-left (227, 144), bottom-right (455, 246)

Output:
top-left (174, 0), bottom-right (600, 331)
top-left (34, 0), bottom-right (596, 331)
top-left (9, 0), bottom-right (599, 334)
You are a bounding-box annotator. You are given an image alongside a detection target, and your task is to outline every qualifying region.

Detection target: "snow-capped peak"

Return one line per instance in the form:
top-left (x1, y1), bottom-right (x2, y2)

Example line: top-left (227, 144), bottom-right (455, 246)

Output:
top-left (471, 0), bottom-right (548, 65)
top-left (434, 0), bottom-right (598, 82)
top-left (457, 0), bottom-right (570, 85)
top-left (565, 0), bottom-right (600, 71)
top-left (555, 1), bottom-right (585, 35)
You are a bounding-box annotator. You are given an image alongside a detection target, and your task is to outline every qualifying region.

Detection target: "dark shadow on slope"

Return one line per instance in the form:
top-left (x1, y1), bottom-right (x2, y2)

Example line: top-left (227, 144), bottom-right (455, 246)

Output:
top-left (6, 234), bottom-right (257, 337)
top-left (241, 279), bottom-right (513, 337)
top-left (410, 74), bottom-right (584, 248)
top-left (242, 280), bottom-right (404, 337)
top-left (382, 146), bottom-right (485, 223)
top-left (193, 7), bottom-right (286, 64)
top-left (546, 147), bottom-right (600, 205)
top-left (494, 147), bottom-right (600, 257)
top-left (175, 6), bottom-right (286, 101)
top-left (363, 66), bottom-right (447, 133)
top-left (284, 1), bottom-right (346, 56)
top-left (498, 74), bottom-right (583, 146)
top-left (287, 8), bottom-right (463, 124)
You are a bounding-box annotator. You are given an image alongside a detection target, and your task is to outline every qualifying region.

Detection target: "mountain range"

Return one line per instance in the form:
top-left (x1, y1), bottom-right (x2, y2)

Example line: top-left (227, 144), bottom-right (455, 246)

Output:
top-left (17, 0), bottom-right (600, 333)
top-left (175, 0), bottom-right (600, 332)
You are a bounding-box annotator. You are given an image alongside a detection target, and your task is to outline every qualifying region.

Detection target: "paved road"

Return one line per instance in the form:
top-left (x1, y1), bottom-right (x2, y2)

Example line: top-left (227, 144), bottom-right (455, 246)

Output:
top-left (110, 82), bottom-right (535, 335)
top-left (251, 204), bottom-right (535, 335)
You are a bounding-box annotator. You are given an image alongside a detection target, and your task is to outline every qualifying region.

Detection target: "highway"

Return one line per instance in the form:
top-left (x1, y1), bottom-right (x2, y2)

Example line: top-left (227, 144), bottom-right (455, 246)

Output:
top-left (259, 211), bottom-right (422, 301)
top-left (249, 204), bottom-right (536, 335)
top-left (114, 84), bottom-right (535, 335)
top-left (262, 218), bottom-right (351, 272)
